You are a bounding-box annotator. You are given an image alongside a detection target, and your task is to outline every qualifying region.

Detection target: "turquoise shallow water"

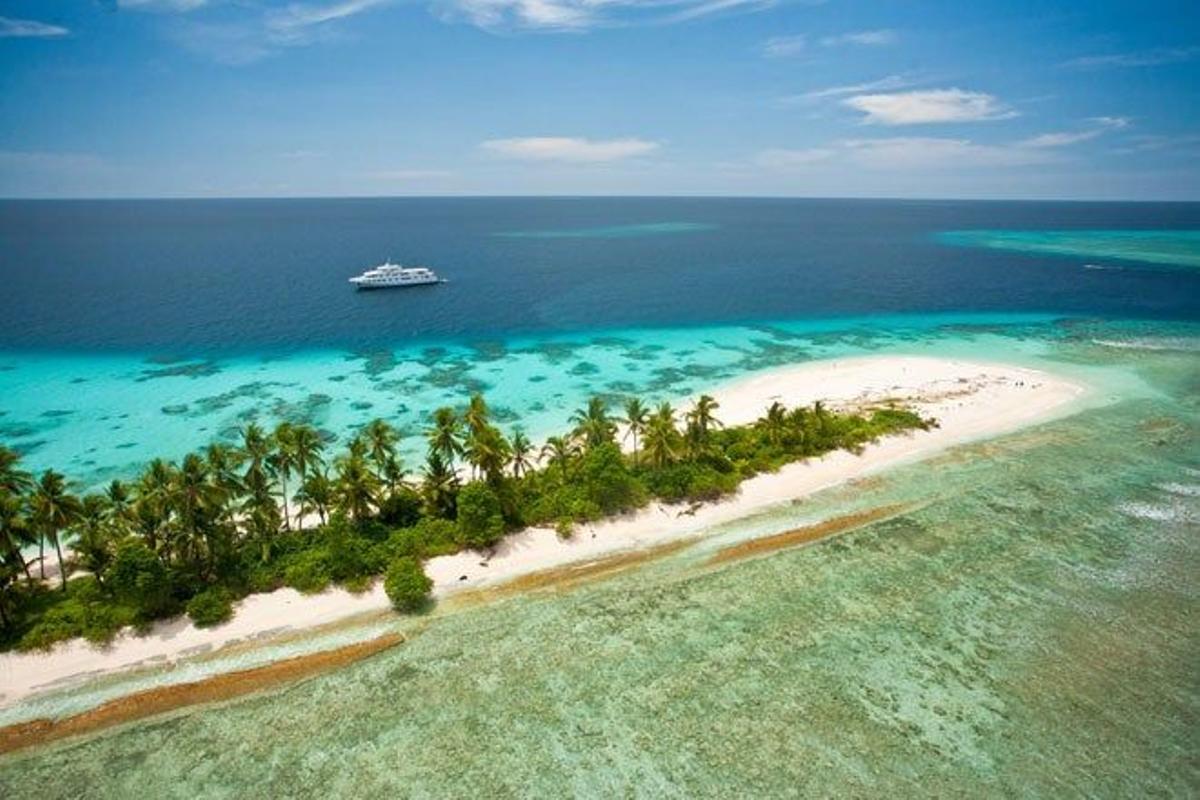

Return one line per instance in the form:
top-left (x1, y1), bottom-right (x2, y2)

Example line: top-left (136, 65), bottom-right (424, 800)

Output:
top-left (938, 229), bottom-right (1200, 269)
top-left (1, 312), bottom-right (1071, 489)
top-left (0, 319), bottom-right (1197, 797)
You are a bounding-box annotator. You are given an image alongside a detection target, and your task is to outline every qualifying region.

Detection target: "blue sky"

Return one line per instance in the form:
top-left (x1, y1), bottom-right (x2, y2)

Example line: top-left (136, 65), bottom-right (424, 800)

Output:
top-left (1, 0), bottom-right (1197, 198)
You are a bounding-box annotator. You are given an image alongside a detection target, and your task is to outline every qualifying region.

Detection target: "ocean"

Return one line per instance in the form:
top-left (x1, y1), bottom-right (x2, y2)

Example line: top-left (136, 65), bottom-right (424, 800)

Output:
top-left (0, 199), bottom-right (1198, 796)
top-left (2, 198), bottom-right (1199, 487)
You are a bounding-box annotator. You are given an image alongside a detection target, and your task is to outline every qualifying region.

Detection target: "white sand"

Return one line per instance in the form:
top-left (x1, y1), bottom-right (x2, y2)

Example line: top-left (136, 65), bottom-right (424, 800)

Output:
top-left (0, 355), bottom-right (1086, 710)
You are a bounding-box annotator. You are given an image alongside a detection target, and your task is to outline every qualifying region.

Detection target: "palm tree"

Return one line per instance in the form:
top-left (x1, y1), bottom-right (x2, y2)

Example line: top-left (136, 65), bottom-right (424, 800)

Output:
top-left (363, 419), bottom-right (399, 477)
top-left (0, 446), bottom-right (33, 495)
top-left (290, 424), bottom-right (325, 483)
top-left (427, 407), bottom-right (463, 466)
top-left (0, 491), bottom-right (34, 584)
top-left (420, 451), bottom-right (458, 519)
top-left (687, 394), bottom-right (721, 439)
top-left (296, 470), bottom-right (334, 527)
top-left (135, 458), bottom-right (176, 561)
top-left (509, 429), bottom-right (533, 478)
top-left (541, 435), bottom-right (578, 482)
top-left (464, 394), bottom-right (490, 438)
top-left (471, 425), bottom-right (511, 485)
top-left (30, 470), bottom-right (81, 590)
top-left (174, 453), bottom-right (222, 570)
top-left (571, 397), bottom-right (616, 450)
top-left (205, 443), bottom-right (243, 524)
top-left (272, 422), bottom-right (298, 531)
top-left (643, 403), bottom-right (680, 469)
top-left (622, 398), bottom-right (648, 466)
top-left (74, 494), bottom-right (115, 582)
top-left (333, 453), bottom-right (380, 523)
top-left (758, 401), bottom-right (788, 447)
top-left (104, 479), bottom-right (133, 524)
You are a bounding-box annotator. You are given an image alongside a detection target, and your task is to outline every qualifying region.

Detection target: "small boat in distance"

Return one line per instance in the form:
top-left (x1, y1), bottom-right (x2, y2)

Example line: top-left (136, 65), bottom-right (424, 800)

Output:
top-left (349, 261), bottom-right (444, 289)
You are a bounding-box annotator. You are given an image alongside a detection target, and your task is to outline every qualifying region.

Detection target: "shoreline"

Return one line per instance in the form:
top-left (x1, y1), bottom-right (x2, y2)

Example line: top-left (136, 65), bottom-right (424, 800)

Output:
top-left (0, 355), bottom-right (1088, 715)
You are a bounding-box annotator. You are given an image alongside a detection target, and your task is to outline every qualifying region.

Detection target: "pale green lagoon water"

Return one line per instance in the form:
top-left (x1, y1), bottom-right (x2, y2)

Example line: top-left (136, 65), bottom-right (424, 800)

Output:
top-left (939, 229), bottom-right (1200, 269)
top-left (0, 320), bottom-right (1198, 797)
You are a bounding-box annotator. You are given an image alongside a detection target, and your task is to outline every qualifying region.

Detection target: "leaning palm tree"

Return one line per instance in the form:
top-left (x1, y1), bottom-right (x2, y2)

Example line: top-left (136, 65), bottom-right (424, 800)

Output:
top-left (541, 436), bottom-right (578, 482)
top-left (509, 429), bottom-right (533, 478)
top-left (571, 397), bottom-right (616, 450)
top-left (30, 470), bottom-right (82, 590)
top-left (622, 398), bottom-right (648, 466)
top-left (205, 443), bottom-right (243, 525)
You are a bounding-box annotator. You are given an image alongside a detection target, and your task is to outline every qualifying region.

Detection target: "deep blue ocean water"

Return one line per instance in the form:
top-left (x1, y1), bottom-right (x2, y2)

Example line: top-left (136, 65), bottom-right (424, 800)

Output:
top-left (2, 198), bottom-right (1199, 354)
top-left (1, 198), bottom-right (1199, 486)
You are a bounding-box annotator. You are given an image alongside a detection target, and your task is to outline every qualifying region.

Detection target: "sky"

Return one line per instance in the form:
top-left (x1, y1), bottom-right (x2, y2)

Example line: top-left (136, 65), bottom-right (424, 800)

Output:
top-left (0, 0), bottom-right (1198, 199)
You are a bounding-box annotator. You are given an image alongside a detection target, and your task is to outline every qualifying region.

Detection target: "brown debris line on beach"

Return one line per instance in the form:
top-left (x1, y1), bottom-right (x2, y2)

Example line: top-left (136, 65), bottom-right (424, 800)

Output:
top-left (707, 502), bottom-right (919, 566)
top-left (446, 536), bottom-right (700, 609)
top-left (0, 633), bottom-right (404, 756)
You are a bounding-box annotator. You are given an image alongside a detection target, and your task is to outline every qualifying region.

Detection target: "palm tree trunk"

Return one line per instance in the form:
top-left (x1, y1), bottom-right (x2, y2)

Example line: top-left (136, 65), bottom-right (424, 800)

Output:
top-left (53, 534), bottom-right (67, 591)
top-left (38, 536), bottom-right (45, 580)
top-left (280, 475), bottom-right (290, 532)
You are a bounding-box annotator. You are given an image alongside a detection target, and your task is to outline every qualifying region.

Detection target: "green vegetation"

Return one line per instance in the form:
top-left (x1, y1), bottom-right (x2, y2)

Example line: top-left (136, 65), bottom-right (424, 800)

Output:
top-left (384, 557), bottom-right (433, 612)
top-left (0, 392), bottom-right (929, 651)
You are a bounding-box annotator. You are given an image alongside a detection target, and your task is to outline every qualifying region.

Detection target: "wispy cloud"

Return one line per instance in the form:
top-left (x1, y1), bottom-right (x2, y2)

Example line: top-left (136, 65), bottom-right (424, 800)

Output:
top-left (117, 0), bottom-right (212, 10)
top-left (367, 169), bottom-right (454, 180)
top-left (159, 0), bottom-right (391, 63)
top-left (821, 29), bottom-right (896, 47)
top-left (783, 74), bottom-right (912, 103)
top-left (1018, 116), bottom-right (1129, 148)
top-left (763, 34), bottom-right (805, 58)
top-left (437, 0), bottom-right (775, 32)
top-left (844, 89), bottom-right (1016, 125)
top-left (0, 16), bottom-right (69, 38)
top-left (266, 0), bottom-right (390, 44)
top-left (481, 136), bottom-right (659, 162)
top-left (1063, 45), bottom-right (1199, 69)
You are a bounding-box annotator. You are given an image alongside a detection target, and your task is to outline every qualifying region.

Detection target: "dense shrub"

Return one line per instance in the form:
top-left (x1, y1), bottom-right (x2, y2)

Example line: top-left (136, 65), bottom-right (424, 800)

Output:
top-left (384, 557), bottom-right (433, 612)
top-left (456, 483), bottom-right (506, 550)
top-left (283, 549), bottom-right (333, 594)
top-left (186, 587), bottom-right (234, 628)
top-left (106, 540), bottom-right (174, 618)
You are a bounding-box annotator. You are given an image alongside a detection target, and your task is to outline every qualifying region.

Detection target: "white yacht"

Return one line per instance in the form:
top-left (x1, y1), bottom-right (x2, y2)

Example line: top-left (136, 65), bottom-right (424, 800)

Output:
top-left (349, 261), bottom-right (443, 289)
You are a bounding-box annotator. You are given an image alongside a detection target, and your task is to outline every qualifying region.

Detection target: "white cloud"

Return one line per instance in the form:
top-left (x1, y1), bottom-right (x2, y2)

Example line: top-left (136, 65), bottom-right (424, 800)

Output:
top-left (1063, 46), bottom-right (1199, 69)
top-left (763, 34), bottom-right (805, 58)
top-left (821, 29), bottom-right (896, 47)
top-left (844, 89), bottom-right (1016, 125)
top-left (437, 0), bottom-right (775, 32)
top-left (0, 16), bottom-right (69, 38)
top-left (481, 136), bottom-right (659, 162)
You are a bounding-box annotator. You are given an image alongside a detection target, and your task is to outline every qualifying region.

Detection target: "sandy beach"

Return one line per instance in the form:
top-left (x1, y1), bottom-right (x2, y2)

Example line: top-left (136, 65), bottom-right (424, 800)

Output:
top-left (0, 355), bottom-right (1087, 711)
